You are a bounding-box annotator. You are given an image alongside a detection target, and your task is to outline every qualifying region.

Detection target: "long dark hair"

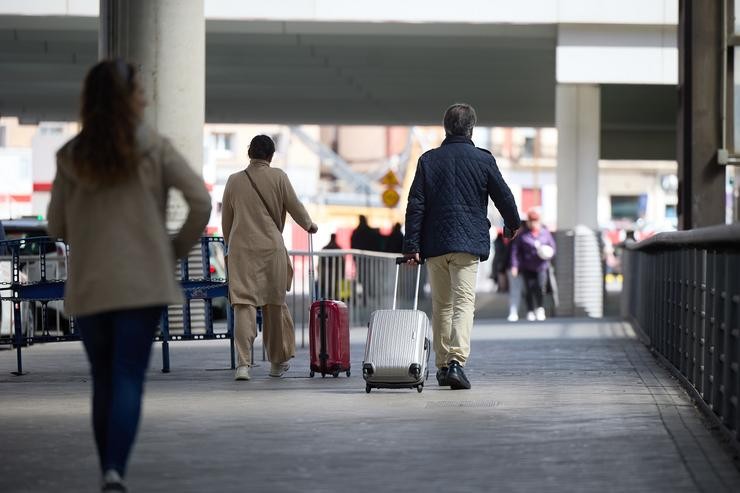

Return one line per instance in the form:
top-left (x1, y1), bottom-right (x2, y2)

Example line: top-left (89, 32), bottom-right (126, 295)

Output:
top-left (73, 59), bottom-right (141, 185)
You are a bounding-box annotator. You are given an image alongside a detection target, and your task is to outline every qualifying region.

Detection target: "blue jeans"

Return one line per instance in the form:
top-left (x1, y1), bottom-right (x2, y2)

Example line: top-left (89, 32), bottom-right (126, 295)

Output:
top-left (77, 306), bottom-right (163, 476)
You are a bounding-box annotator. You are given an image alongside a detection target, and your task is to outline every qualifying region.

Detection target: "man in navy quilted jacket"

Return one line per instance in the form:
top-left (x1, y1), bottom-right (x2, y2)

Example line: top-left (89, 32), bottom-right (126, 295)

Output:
top-left (403, 103), bottom-right (520, 390)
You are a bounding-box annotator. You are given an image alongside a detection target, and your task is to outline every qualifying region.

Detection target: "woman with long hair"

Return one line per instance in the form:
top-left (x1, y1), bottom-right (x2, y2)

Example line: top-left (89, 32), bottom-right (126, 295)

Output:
top-left (47, 59), bottom-right (211, 492)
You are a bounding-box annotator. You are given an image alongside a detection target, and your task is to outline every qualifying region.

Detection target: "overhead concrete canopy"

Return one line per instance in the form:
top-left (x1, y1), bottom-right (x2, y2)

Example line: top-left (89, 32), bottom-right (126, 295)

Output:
top-left (0, 16), bottom-right (557, 126)
top-left (207, 22), bottom-right (557, 126)
top-left (0, 4), bottom-right (677, 159)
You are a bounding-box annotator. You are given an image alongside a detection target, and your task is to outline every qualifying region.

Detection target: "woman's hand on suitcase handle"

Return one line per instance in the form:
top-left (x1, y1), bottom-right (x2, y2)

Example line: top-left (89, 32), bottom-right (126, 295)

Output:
top-left (308, 222), bottom-right (318, 234)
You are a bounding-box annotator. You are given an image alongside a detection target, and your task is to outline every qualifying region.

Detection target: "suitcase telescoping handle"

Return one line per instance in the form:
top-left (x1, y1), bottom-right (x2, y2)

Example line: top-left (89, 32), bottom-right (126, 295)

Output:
top-left (308, 235), bottom-right (328, 364)
top-left (393, 256), bottom-right (425, 311)
top-left (308, 233), bottom-right (316, 303)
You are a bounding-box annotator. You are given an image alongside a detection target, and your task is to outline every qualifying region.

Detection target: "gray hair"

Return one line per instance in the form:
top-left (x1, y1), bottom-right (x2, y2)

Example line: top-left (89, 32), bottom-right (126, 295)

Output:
top-left (443, 103), bottom-right (477, 138)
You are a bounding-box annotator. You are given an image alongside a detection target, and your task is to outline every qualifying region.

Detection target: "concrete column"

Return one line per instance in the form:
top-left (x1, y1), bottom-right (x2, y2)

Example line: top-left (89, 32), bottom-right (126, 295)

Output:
top-left (556, 84), bottom-right (600, 230)
top-left (677, 0), bottom-right (726, 228)
top-left (99, 0), bottom-right (205, 225)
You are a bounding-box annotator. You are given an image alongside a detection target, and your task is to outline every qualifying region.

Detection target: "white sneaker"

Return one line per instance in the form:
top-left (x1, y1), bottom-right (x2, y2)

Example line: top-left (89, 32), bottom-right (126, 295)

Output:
top-left (102, 469), bottom-right (125, 492)
top-left (526, 311), bottom-right (536, 321)
top-left (269, 362), bottom-right (290, 377)
top-left (535, 307), bottom-right (547, 321)
top-left (507, 311), bottom-right (519, 322)
top-left (234, 366), bottom-right (250, 381)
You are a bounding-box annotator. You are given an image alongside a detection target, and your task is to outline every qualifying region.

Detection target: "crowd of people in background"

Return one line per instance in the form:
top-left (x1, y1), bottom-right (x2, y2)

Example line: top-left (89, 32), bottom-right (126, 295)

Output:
top-left (317, 217), bottom-right (405, 302)
top-left (350, 215), bottom-right (405, 253)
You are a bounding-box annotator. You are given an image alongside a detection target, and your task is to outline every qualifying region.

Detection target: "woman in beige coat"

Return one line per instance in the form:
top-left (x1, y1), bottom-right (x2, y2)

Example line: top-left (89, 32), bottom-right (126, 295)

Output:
top-left (47, 59), bottom-right (211, 492)
top-left (222, 135), bottom-right (316, 381)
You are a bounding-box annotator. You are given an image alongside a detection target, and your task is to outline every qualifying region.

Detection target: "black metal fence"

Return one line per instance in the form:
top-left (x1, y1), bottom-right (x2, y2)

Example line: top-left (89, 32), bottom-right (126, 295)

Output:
top-left (0, 236), bottom-right (233, 375)
top-left (622, 224), bottom-right (740, 445)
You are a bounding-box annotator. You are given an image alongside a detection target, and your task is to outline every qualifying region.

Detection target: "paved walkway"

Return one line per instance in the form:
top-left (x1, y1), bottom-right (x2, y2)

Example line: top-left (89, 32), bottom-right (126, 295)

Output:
top-left (1, 319), bottom-right (739, 492)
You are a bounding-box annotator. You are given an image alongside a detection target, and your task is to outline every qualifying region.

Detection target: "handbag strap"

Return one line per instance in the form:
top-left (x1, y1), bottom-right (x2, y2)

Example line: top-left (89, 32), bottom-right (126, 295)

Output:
top-left (244, 169), bottom-right (281, 231)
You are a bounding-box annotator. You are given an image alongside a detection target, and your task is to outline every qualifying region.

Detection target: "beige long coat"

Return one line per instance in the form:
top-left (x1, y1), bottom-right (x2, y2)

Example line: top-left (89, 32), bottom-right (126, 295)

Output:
top-left (222, 160), bottom-right (313, 306)
top-left (47, 126), bottom-right (212, 316)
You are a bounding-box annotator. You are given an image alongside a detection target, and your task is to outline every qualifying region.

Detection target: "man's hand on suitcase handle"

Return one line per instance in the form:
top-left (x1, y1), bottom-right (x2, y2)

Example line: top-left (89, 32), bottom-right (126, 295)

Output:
top-left (308, 223), bottom-right (318, 234)
top-left (400, 253), bottom-right (423, 265)
top-left (503, 225), bottom-right (520, 239)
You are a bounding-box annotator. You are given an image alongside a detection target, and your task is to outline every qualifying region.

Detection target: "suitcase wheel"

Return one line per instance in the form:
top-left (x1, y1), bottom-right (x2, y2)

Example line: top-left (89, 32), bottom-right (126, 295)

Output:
top-left (332, 371), bottom-right (339, 378)
top-left (366, 384), bottom-right (372, 394)
top-left (309, 371), bottom-right (315, 378)
top-left (417, 384), bottom-right (424, 393)
top-left (346, 370), bottom-right (351, 377)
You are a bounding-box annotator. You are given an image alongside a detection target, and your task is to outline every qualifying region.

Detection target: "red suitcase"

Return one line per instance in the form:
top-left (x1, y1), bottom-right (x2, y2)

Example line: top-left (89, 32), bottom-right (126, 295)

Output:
top-left (308, 234), bottom-right (351, 378)
top-left (309, 299), bottom-right (351, 378)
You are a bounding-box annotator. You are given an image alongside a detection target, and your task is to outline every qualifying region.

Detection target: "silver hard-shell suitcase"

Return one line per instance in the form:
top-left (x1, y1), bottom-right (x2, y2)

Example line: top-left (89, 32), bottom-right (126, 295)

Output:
top-left (362, 258), bottom-right (431, 393)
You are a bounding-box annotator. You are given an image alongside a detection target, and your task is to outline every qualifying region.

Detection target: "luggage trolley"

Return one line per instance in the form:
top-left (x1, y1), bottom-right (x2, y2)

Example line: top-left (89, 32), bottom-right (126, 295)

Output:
top-left (0, 236), bottom-right (70, 375)
top-left (158, 236), bottom-right (236, 372)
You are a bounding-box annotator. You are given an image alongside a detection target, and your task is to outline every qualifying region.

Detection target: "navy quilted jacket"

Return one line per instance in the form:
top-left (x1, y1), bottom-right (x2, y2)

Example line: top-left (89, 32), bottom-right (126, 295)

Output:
top-left (402, 135), bottom-right (519, 261)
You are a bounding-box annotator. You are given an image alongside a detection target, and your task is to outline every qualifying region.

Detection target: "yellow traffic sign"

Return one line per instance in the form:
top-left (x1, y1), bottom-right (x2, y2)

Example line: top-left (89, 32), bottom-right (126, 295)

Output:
top-left (379, 170), bottom-right (400, 187)
top-left (382, 188), bottom-right (400, 208)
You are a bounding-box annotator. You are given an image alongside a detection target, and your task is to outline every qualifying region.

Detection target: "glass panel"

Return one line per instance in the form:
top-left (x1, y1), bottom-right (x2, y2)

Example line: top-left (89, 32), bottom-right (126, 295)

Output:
top-left (734, 49), bottom-right (740, 150)
top-left (735, 165), bottom-right (740, 222)
top-left (728, 165), bottom-right (740, 223)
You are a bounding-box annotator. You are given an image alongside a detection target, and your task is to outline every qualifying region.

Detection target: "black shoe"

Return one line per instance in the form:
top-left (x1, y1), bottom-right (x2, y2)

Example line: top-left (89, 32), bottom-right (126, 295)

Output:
top-left (436, 367), bottom-right (449, 386)
top-left (446, 361), bottom-right (471, 390)
top-left (102, 483), bottom-right (126, 493)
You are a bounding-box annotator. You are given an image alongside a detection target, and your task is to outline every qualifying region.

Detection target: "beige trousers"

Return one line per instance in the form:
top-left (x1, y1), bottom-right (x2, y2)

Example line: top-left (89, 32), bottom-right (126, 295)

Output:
top-left (426, 252), bottom-right (479, 368)
top-left (234, 303), bottom-right (295, 367)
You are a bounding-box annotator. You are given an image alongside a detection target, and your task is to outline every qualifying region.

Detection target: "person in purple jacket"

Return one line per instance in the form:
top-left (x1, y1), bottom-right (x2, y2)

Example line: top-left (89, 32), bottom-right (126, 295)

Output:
top-left (510, 208), bottom-right (556, 321)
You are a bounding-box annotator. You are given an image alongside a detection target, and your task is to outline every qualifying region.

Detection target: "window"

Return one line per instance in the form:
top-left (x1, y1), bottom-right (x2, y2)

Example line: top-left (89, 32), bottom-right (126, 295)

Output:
top-left (733, 49), bottom-right (740, 151)
top-left (520, 128), bottom-right (537, 159)
top-left (665, 204), bottom-right (678, 228)
top-left (211, 132), bottom-right (234, 154)
top-left (39, 125), bottom-right (63, 135)
top-left (610, 195), bottom-right (647, 222)
top-left (523, 137), bottom-right (535, 158)
top-left (725, 2), bottom-right (740, 154)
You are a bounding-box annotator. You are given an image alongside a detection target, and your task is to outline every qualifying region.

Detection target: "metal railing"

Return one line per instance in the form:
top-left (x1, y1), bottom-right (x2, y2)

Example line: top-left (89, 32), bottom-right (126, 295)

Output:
top-left (287, 247), bottom-right (425, 347)
top-left (621, 223), bottom-right (740, 446)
